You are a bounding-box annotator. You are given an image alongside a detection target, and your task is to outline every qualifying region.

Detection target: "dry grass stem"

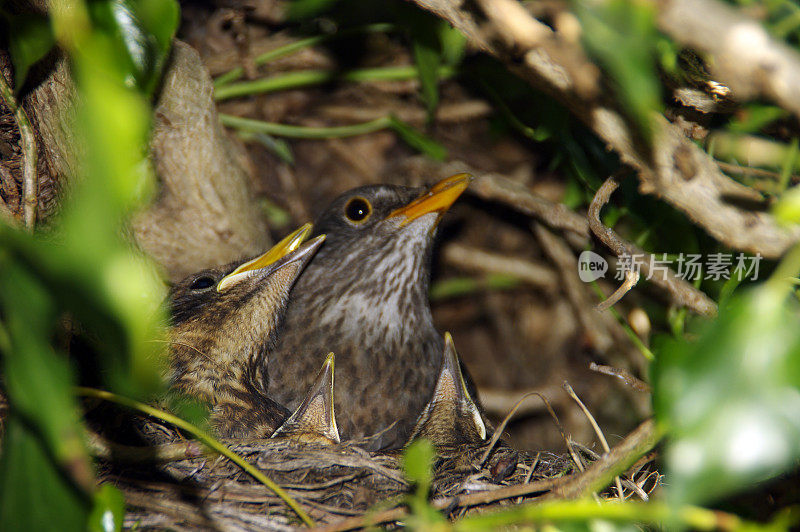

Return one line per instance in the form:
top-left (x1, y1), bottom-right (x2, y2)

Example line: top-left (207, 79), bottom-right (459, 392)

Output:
top-left (596, 269), bottom-right (640, 312)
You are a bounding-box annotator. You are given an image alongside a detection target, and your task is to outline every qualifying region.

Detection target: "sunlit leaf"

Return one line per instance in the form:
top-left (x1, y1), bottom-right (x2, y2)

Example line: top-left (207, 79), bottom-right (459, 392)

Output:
top-left (403, 439), bottom-right (435, 490)
top-left (774, 185), bottom-right (800, 224)
top-left (89, 485), bottom-right (126, 532)
top-left (653, 276), bottom-right (800, 505)
top-left (86, 0), bottom-right (178, 95)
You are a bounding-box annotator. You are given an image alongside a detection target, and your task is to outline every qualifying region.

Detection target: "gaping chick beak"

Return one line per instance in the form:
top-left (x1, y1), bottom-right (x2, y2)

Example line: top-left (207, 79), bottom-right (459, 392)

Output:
top-left (272, 352), bottom-right (340, 443)
top-left (386, 173), bottom-right (473, 227)
top-left (217, 223), bottom-right (324, 292)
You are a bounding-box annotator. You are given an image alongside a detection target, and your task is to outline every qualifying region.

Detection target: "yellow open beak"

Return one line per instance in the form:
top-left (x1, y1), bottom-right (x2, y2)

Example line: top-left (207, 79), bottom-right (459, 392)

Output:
top-left (386, 173), bottom-right (473, 226)
top-left (217, 223), bottom-right (313, 292)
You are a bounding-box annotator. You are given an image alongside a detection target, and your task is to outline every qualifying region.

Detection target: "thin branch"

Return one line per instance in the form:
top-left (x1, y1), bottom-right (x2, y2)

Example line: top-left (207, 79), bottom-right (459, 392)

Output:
top-left (87, 431), bottom-right (212, 463)
top-left (562, 381), bottom-right (624, 500)
top-left (442, 243), bottom-right (559, 292)
top-left (588, 176), bottom-right (718, 317)
top-left (471, 172), bottom-right (589, 238)
top-left (595, 269), bottom-right (639, 311)
top-left (589, 362), bottom-right (651, 394)
top-left (412, 0), bottom-right (800, 258)
top-left (314, 420), bottom-right (663, 532)
top-left (213, 23), bottom-right (395, 86)
top-left (0, 71), bottom-right (37, 230)
top-left (479, 391), bottom-right (540, 467)
top-left (214, 65), bottom-right (456, 101)
top-left (220, 114), bottom-right (392, 139)
top-left (544, 419), bottom-right (661, 500)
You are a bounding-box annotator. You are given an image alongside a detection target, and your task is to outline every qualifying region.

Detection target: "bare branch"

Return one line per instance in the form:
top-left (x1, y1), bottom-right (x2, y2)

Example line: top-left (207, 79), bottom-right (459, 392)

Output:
top-left (588, 176), bottom-right (718, 317)
top-left (442, 243), bottom-right (559, 292)
top-left (595, 270), bottom-right (640, 312)
top-left (410, 0), bottom-right (800, 258)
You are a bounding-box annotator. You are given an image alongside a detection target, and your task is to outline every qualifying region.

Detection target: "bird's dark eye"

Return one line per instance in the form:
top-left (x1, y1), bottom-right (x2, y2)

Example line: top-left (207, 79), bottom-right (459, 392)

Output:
top-left (190, 276), bottom-right (216, 290)
top-left (344, 197), bottom-right (372, 223)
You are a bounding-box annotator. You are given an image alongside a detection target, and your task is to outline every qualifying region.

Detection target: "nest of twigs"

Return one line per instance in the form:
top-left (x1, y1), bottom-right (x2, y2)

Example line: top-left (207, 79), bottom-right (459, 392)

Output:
top-left (93, 415), bottom-right (659, 531)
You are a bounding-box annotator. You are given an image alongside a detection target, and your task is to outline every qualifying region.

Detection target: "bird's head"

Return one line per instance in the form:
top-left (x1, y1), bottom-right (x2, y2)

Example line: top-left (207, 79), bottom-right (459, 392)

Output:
top-left (305, 174), bottom-right (473, 326)
top-left (313, 173), bottom-right (472, 257)
top-left (168, 224), bottom-right (324, 394)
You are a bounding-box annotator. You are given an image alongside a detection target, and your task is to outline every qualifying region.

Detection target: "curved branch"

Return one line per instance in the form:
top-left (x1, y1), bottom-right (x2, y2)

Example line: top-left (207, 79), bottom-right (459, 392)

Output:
top-left (588, 176), bottom-right (717, 317)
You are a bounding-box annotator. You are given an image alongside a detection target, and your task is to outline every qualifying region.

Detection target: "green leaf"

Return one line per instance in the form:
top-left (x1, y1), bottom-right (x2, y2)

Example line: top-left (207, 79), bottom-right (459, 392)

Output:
top-left (86, 0), bottom-right (178, 95)
top-left (728, 104), bottom-right (789, 135)
top-left (653, 278), bottom-right (800, 506)
top-left (403, 439), bottom-right (435, 491)
top-left (438, 22), bottom-right (467, 67)
top-left (774, 184), bottom-right (800, 224)
top-left (286, 0), bottom-right (341, 21)
top-left (135, 0), bottom-right (179, 61)
top-left (89, 485), bottom-right (126, 532)
top-left (0, 257), bottom-right (94, 481)
top-left (0, 256), bottom-right (95, 532)
top-left (3, 12), bottom-right (56, 91)
top-left (388, 116), bottom-right (447, 161)
top-left (411, 31), bottom-right (441, 121)
top-left (0, 415), bottom-right (91, 532)
top-left (398, 7), bottom-right (448, 122)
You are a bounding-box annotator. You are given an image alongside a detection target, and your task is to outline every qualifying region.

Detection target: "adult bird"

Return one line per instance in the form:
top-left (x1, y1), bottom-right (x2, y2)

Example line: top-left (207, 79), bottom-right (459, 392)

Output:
top-left (265, 174), bottom-right (475, 447)
top-left (168, 224), bottom-right (325, 438)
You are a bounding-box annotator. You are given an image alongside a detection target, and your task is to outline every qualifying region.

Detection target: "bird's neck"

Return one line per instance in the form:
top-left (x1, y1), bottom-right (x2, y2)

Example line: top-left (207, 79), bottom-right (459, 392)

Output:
top-left (169, 324), bottom-right (274, 402)
top-left (291, 237), bottom-right (437, 351)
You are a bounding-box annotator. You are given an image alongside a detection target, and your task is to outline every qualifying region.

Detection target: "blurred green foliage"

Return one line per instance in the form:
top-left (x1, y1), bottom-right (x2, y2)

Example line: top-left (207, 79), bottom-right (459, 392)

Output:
top-left (2, 11), bottom-right (55, 92)
top-left (2, 0), bottom-right (800, 529)
top-left (654, 251), bottom-right (800, 506)
top-left (0, 0), bottom-right (178, 529)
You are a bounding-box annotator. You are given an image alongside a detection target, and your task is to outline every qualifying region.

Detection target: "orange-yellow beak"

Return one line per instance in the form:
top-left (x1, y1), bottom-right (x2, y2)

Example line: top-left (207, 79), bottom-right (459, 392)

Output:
top-left (386, 173), bottom-right (473, 226)
top-left (217, 223), bottom-right (313, 292)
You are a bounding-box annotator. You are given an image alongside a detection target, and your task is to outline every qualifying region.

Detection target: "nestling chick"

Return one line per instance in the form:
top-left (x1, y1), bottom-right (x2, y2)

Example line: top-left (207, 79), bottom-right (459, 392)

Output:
top-left (408, 332), bottom-right (487, 448)
top-left (266, 174), bottom-right (475, 446)
top-left (168, 224), bottom-right (324, 438)
top-left (272, 353), bottom-right (340, 444)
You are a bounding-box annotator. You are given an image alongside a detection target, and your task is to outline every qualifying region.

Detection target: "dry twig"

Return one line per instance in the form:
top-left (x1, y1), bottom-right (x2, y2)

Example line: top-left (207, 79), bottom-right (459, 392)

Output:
top-left (562, 381), bottom-right (624, 500)
top-left (595, 269), bottom-right (640, 312)
top-left (442, 243), bottom-right (558, 292)
top-left (411, 0), bottom-right (800, 258)
top-left (588, 176), bottom-right (718, 316)
top-left (0, 71), bottom-right (37, 230)
top-left (589, 362), bottom-right (651, 394)
top-left (471, 172), bottom-right (589, 238)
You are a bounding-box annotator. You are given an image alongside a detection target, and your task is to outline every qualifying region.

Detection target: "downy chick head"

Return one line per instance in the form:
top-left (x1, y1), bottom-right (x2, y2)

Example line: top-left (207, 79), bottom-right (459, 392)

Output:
top-left (168, 224), bottom-right (324, 401)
